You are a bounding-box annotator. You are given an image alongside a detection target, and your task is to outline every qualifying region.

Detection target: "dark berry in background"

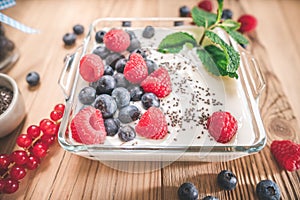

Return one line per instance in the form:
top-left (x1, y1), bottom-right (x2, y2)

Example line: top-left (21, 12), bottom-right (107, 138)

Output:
top-left (179, 5), bottom-right (190, 17)
top-left (26, 71), bottom-right (40, 86)
top-left (63, 33), bottom-right (76, 46)
top-left (256, 180), bottom-right (281, 200)
top-left (177, 182), bottom-right (199, 200)
top-left (73, 24), bottom-right (84, 35)
top-left (217, 170), bottom-right (237, 190)
top-left (221, 9), bottom-right (233, 20)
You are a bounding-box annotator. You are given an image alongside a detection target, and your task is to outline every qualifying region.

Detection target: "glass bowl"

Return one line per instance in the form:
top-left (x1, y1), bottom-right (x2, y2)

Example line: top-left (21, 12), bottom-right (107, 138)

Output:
top-left (57, 18), bottom-right (266, 165)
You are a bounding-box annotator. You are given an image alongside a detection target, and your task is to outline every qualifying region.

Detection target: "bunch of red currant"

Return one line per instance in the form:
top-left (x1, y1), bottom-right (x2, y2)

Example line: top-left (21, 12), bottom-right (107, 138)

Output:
top-left (0, 103), bottom-right (65, 194)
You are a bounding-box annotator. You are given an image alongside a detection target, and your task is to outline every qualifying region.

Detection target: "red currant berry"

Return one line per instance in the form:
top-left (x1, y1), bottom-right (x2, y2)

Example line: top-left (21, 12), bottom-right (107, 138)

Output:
top-left (25, 155), bottom-right (40, 170)
top-left (11, 150), bottom-right (29, 165)
top-left (50, 110), bottom-right (63, 122)
top-left (0, 154), bottom-right (11, 169)
top-left (0, 168), bottom-right (6, 176)
top-left (54, 103), bottom-right (65, 113)
top-left (41, 134), bottom-right (56, 146)
top-left (31, 143), bottom-right (48, 158)
top-left (9, 165), bottom-right (26, 180)
top-left (39, 119), bottom-right (54, 133)
top-left (0, 179), bottom-right (5, 192)
top-left (16, 134), bottom-right (33, 148)
top-left (27, 125), bottom-right (41, 139)
top-left (3, 178), bottom-right (19, 194)
top-left (43, 123), bottom-right (58, 136)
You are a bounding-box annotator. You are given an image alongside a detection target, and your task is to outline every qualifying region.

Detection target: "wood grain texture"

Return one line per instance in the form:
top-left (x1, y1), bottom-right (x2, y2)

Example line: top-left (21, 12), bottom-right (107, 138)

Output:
top-left (0, 0), bottom-right (299, 199)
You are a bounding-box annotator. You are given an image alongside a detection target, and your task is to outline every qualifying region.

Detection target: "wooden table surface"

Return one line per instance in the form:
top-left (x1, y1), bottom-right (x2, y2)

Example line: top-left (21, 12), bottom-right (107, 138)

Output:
top-left (1, 0), bottom-right (299, 199)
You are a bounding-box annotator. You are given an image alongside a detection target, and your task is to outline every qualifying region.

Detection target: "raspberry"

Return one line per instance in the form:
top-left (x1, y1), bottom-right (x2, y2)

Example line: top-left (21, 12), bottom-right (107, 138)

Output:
top-left (79, 54), bottom-right (104, 82)
top-left (237, 14), bottom-right (257, 33)
top-left (270, 140), bottom-right (300, 171)
top-left (103, 29), bottom-right (130, 52)
top-left (70, 106), bottom-right (107, 144)
top-left (207, 111), bottom-right (238, 143)
top-left (135, 107), bottom-right (168, 140)
top-left (141, 67), bottom-right (172, 98)
top-left (124, 53), bottom-right (148, 84)
top-left (198, 0), bottom-right (213, 12)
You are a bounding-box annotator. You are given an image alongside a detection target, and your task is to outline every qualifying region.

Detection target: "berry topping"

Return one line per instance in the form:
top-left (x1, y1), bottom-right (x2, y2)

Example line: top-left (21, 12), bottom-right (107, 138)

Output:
top-left (127, 85), bottom-right (144, 101)
top-left (237, 14), bottom-right (257, 33)
top-left (221, 9), bottom-right (233, 20)
top-left (177, 182), bottom-right (199, 200)
top-left (198, 0), bottom-right (213, 12)
top-left (118, 105), bottom-right (141, 123)
top-left (104, 118), bottom-right (120, 136)
top-left (206, 111), bottom-right (238, 143)
top-left (70, 106), bottom-right (107, 144)
top-left (103, 29), bottom-right (130, 52)
top-left (141, 92), bottom-right (160, 110)
top-left (78, 86), bottom-right (96, 105)
top-left (104, 65), bottom-right (114, 76)
top-left (145, 59), bottom-right (158, 74)
top-left (127, 38), bottom-right (141, 52)
top-left (256, 180), bottom-right (281, 200)
top-left (270, 140), bottom-right (300, 171)
top-left (124, 53), bottom-right (148, 84)
top-left (217, 170), bottom-right (237, 190)
top-left (141, 67), bottom-right (172, 98)
top-left (105, 53), bottom-right (125, 69)
top-left (118, 125), bottom-right (136, 142)
top-left (95, 30), bottom-right (106, 43)
top-left (111, 87), bottom-right (131, 108)
top-left (63, 33), bottom-right (76, 46)
top-left (113, 73), bottom-right (129, 88)
top-left (93, 94), bottom-right (117, 118)
top-left (95, 75), bottom-right (116, 95)
top-left (73, 24), bottom-right (84, 35)
top-left (142, 25), bottom-right (155, 39)
top-left (79, 53), bottom-right (104, 82)
top-left (93, 46), bottom-right (110, 59)
top-left (26, 71), bottom-right (40, 86)
top-left (115, 58), bottom-right (127, 73)
top-left (179, 5), bottom-right (190, 17)
top-left (135, 107), bottom-right (168, 140)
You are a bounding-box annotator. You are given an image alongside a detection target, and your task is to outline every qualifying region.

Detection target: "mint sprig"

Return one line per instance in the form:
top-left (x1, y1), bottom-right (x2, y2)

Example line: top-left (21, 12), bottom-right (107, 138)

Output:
top-left (158, 0), bottom-right (249, 79)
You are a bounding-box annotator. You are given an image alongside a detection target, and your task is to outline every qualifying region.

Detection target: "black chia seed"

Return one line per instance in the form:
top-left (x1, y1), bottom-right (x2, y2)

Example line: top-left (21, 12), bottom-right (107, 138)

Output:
top-left (0, 86), bottom-right (13, 115)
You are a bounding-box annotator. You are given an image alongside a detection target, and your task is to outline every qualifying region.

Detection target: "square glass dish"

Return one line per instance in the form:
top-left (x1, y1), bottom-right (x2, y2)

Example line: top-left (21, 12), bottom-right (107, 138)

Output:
top-left (57, 18), bottom-right (266, 163)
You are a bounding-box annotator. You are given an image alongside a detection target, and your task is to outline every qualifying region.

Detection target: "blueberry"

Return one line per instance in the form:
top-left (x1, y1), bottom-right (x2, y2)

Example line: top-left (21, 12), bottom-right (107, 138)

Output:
top-left (93, 46), bottom-right (110, 59)
top-left (104, 118), bottom-right (120, 136)
top-left (118, 105), bottom-right (140, 123)
top-left (177, 182), bottom-right (198, 200)
top-left (217, 170), bottom-right (237, 190)
top-left (96, 75), bottom-right (116, 95)
top-left (95, 30), bottom-right (106, 43)
top-left (73, 24), bottom-right (84, 35)
top-left (118, 125), bottom-right (136, 142)
top-left (256, 180), bottom-right (281, 200)
top-left (202, 196), bottom-right (219, 200)
top-left (122, 21), bottom-right (131, 27)
top-left (104, 65), bottom-right (114, 76)
top-left (127, 85), bottom-right (144, 101)
top-left (78, 86), bottom-right (96, 105)
top-left (93, 94), bottom-right (117, 118)
top-left (221, 9), bottom-right (233, 20)
top-left (145, 59), bottom-right (158, 74)
top-left (127, 38), bottom-right (141, 52)
top-left (105, 53), bottom-right (125, 69)
top-left (113, 73), bottom-right (129, 88)
top-left (111, 87), bottom-right (131, 108)
top-left (142, 25), bottom-right (155, 38)
top-left (126, 30), bottom-right (137, 40)
top-left (63, 33), bottom-right (76, 46)
top-left (130, 48), bottom-right (147, 59)
top-left (26, 71), bottom-right (40, 86)
top-left (179, 6), bottom-right (190, 17)
top-left (115, 58), bottom-right (127, 73)
top-left (141, 93), bottom-right (160, 109)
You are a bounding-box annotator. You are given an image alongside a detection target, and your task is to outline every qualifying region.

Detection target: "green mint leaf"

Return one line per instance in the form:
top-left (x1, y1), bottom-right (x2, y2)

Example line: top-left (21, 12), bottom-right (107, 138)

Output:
top-left (191, 7), bottom-right (217, 28)
top-left (220, 19), bottom-right (241, 31)
top-left (158, 32), bottom-right (197, 53)
top-left (216, 0), bottom-right (224, 22)
top-left (225, 29), bottom-right (249, 45)
top-left (197, 45), bottom-right (229, 76)
top-left (205, 30), bottom-right (240, 78)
